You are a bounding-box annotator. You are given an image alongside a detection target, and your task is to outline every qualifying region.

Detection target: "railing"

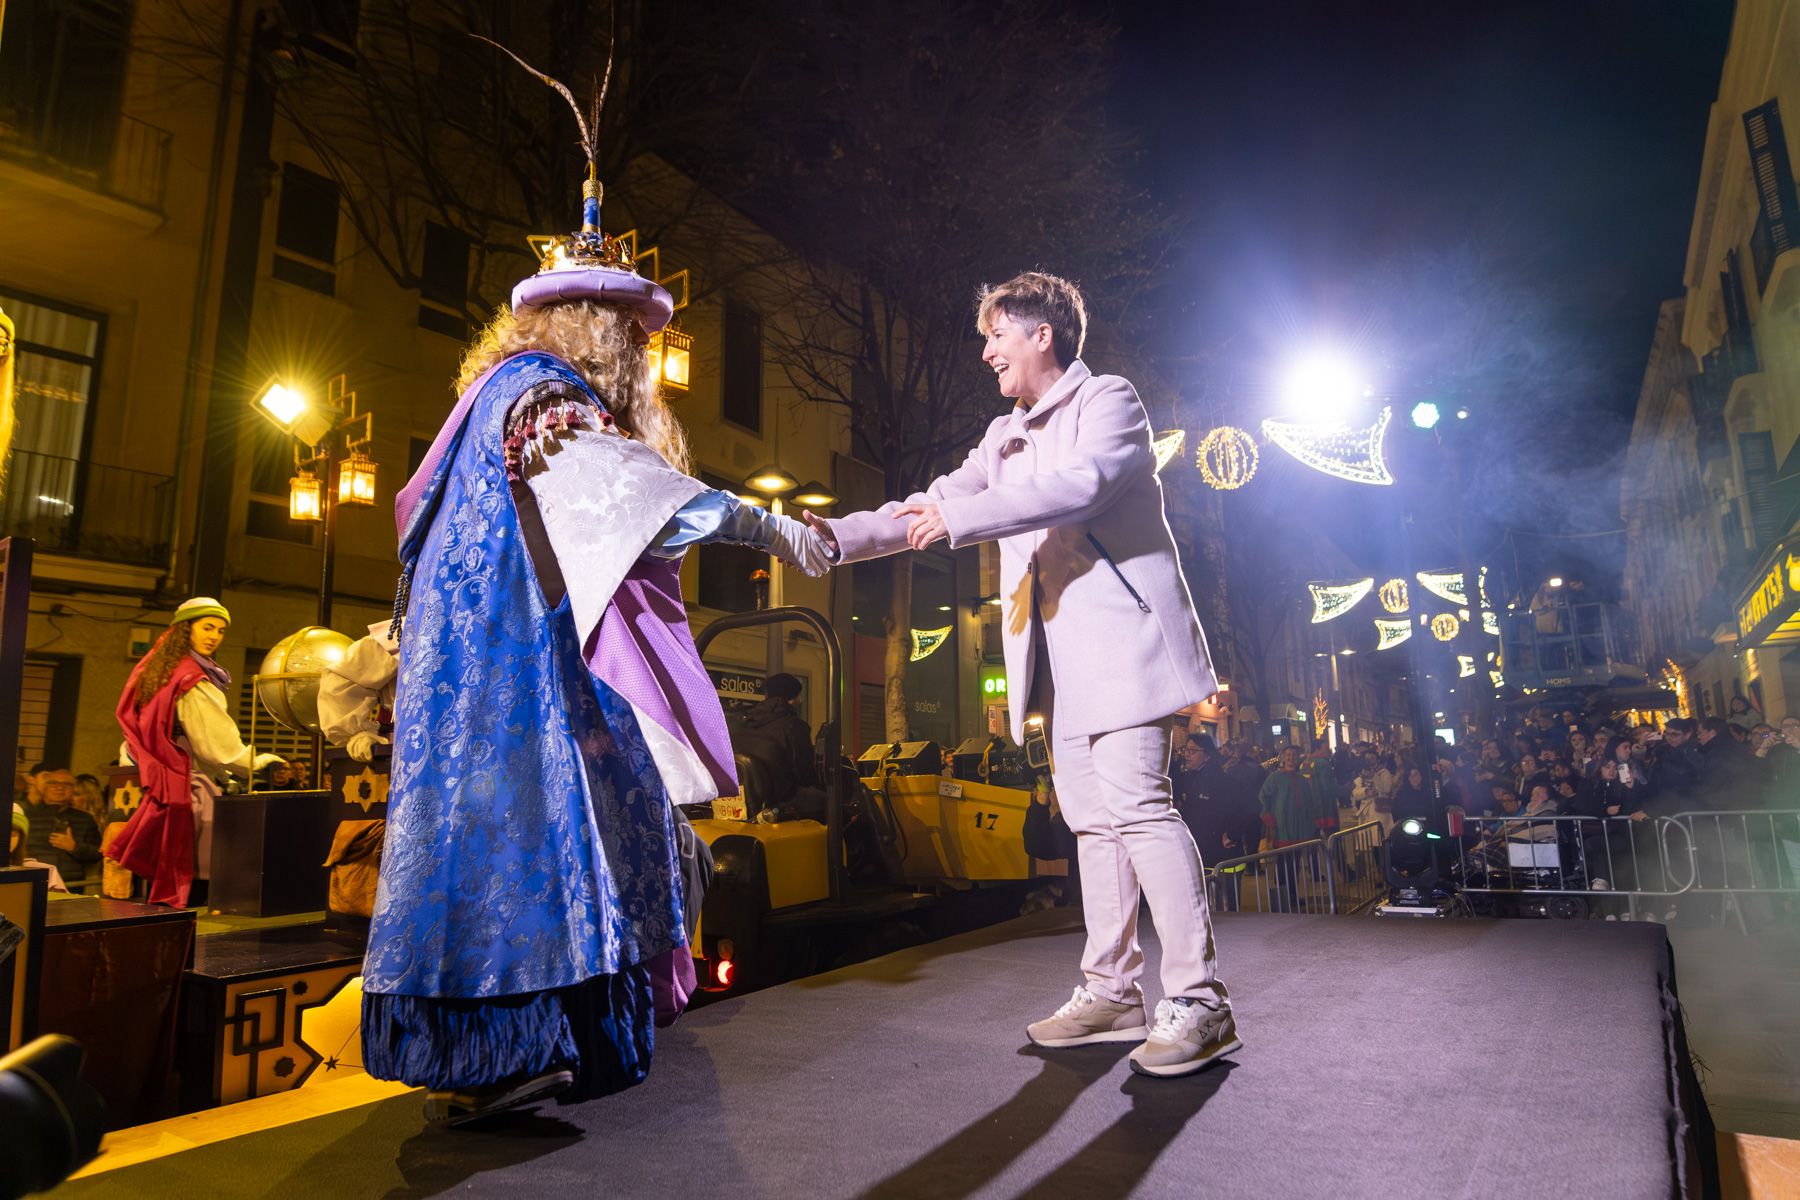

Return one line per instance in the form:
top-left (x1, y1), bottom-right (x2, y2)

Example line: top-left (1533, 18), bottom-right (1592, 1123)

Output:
top-left (1456, 810), bottom-right (1800, 929)
top-left (1207, 839), bottom-right (1330, 914)
top-left (1323, 820), bottom-right (1387, 914)
top-left (0, 112), bottom-right (171, 213)
top-left (0, 450), bottom-right (172, 567)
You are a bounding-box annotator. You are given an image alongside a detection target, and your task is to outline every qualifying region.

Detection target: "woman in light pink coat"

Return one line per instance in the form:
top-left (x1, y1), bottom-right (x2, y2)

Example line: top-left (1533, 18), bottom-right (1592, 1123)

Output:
top-left (812, 272), bottom-right (1241, 1078)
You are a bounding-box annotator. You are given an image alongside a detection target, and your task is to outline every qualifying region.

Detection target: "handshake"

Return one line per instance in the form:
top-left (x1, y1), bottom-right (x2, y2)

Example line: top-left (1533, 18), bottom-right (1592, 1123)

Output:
top-left (757, 509), bottom-right (837, 578)
top-left (753, 502), bottom-right (947, 578)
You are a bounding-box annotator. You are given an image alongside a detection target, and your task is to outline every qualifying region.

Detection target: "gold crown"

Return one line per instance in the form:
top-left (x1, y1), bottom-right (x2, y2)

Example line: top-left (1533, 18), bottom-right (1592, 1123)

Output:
top-left (534, 178), bottom-right (635, 274)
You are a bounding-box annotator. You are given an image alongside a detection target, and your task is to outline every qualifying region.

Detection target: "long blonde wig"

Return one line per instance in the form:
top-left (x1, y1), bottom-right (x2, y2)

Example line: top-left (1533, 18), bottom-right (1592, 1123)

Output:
top-left (456, 299), bottom-right (691, 472)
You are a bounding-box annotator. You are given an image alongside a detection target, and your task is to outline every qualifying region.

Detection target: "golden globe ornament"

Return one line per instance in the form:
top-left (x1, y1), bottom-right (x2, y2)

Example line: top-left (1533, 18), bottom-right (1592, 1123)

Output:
top-left (1196, 426), bottom-right (1258, 491)
top-left (1379, 578), bottom-right (1409, 614)
top-left (1431, 613), bottom-right (1460, 642)
top-left (255, 625), bottom-right (354, 733)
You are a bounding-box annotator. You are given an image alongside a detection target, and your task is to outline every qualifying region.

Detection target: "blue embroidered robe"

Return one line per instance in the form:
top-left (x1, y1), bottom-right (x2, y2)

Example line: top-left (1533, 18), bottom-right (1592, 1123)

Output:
top-left (361, 352), bottom-right (687, 1093)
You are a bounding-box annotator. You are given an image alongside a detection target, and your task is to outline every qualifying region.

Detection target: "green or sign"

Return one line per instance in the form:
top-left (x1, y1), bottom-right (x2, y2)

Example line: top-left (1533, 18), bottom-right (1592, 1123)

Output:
top-left (979, 666), bottom-right (1008, 697)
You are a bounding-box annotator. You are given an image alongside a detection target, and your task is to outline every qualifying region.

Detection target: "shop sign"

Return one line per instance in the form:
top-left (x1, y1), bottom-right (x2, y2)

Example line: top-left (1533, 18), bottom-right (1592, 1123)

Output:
top-left (1736, 539), bottom-right (1800, 646)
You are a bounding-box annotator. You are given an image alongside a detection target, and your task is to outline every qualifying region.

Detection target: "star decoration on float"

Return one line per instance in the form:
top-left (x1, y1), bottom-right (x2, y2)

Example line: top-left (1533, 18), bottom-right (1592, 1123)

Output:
top-left (1309, 578), bottom-right (1374, 623)
top-left (1374, 618), bottom-right (1412, 650)
top-left (1196, 426), bottom-right (1259, 490)
top-left (910, 626), bottom-right (952, 662)
top-left (1261, 406), bottom-right (1394, 486)
top-left (1152, 430), bottom-right (1187, 474)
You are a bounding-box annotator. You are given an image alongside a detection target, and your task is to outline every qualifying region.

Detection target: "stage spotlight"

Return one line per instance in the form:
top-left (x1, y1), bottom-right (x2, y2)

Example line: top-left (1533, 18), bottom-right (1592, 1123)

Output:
top-left (0, 1035), bottom-right (106, 1199)
top-left (1378, 815), bottom-right (1457, 918)
top-left (1410, 401), bottom-right (1441, 430)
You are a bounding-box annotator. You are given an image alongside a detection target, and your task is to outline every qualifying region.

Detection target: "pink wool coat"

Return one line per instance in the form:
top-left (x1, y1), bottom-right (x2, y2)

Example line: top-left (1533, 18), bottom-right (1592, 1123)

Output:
top-left (827, 360), bottom-right (1218, 745)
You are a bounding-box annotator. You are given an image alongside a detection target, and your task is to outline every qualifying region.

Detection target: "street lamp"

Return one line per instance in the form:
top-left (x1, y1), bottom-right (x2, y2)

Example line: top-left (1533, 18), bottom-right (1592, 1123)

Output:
top-left (252, 373), bottom-right (378, 629)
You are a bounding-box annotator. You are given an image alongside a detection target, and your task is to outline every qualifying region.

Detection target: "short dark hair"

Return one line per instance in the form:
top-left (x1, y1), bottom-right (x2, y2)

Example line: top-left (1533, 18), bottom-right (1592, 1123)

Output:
top-left (1699, 716), bottom-right (1729, 738)
top-left (762, 672), bottom-right (802, 702)
top-left (976, 272), bottom-right (1088, 367)
top-left (1664, 718), bottom-right (1696, 736)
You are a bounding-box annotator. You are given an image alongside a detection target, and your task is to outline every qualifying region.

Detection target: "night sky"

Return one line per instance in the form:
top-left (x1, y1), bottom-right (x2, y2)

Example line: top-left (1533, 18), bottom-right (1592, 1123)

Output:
top-left (1111, 0), bottom-right (1735, 590)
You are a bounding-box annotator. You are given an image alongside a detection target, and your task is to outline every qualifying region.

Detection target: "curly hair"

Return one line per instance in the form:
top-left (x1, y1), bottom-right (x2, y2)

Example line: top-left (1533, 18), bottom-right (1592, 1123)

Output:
top-left (456, 300), bottom-right (690, 473)
top-left (132, 622), bottom-right (194, 709)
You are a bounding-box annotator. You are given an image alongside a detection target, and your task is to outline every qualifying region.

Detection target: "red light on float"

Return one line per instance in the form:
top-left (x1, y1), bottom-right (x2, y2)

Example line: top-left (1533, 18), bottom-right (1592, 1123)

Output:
top-left (716, 959), bottom-right (736, 987)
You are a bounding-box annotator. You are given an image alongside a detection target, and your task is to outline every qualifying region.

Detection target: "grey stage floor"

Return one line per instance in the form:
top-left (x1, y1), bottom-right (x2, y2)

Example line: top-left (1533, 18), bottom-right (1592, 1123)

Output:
top-left (55, 909), bottom-right (1706, 1199)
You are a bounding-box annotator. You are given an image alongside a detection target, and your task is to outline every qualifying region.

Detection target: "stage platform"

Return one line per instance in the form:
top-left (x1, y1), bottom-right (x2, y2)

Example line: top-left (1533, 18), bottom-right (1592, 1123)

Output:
top-left (53, 910), bottom-right (1712, 1198)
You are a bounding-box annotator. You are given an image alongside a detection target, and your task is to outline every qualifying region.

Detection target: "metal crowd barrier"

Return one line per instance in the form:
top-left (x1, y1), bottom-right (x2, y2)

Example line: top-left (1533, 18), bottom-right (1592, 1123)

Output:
top-left (1323, 820), bottom-right (1387, 915)
top-left (1206, 838), bottom-right (1330, 915)
top-left (1456, 809), bottom-right (1800, 929)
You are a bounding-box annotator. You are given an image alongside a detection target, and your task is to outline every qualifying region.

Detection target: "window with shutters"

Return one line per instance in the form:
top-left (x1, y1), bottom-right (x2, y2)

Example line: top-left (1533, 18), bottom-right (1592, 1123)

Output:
top-left (1744, 100), bottom-right (1798, 293)
top-left (1739, 431), bottom-right (1782, 552)
top-left (273, 163), bottom-right (340, 295)
top-left (17, 657), bottom-right (81, 774)
top-left (418, 221), bottom-right (470, 338)
top-left (721, 305), bottom-right (763, 434)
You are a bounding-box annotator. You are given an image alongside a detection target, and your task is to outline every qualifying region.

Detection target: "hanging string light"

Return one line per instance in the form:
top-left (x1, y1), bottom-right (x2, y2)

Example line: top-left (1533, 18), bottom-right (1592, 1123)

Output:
top-left (1378, 578), bottom-right (1409, 614)
top-left (1431, 613), bottom-right (1460, 642)
top-left (1261, 406), bottom-right (1394, 486)
top-left (1196, 426), bottom-right (1259, 490)
top-left (1375, 618), bottom-right (1412, 650)
top-left (1309, 578), bottom-right (1374, 623)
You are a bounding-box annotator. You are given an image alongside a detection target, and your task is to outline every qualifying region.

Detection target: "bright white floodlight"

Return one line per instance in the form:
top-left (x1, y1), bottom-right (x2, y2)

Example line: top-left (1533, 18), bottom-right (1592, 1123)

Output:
top-left (1281, 352), bottom-right (1364, 418)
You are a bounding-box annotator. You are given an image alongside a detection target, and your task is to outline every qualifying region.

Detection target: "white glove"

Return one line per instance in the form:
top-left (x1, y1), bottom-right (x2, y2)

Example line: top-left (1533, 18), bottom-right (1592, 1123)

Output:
top-left (252, 752), bottom-right (286, 771)
top-left (345, 731), bottom-right (390, 762)
top-left (758, 509), bottom-right (835, 578)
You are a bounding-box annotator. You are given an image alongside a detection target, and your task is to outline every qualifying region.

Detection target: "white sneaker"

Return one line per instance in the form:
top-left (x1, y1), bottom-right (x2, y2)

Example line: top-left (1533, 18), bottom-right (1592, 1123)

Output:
top-left (1127, 998), bottom-right (1241, 1078)
top-left (1026, 986), bottom-right (1148, 1048)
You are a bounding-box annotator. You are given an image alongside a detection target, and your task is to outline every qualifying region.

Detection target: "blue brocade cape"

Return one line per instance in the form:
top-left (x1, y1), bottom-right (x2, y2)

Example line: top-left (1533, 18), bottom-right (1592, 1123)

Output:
top-left (361, 353), bottom-right (687, 1091)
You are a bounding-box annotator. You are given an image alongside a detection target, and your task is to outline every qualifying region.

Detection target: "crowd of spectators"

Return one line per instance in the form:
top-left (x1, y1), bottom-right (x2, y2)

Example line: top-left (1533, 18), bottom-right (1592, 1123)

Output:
top-left (1168, 700), bottom-right (1799, 920)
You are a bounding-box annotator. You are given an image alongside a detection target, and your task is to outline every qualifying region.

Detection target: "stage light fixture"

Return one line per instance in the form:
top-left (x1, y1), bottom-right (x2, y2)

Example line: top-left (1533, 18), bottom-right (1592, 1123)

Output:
top-left (1410, 401), bottom-right (1441, 430)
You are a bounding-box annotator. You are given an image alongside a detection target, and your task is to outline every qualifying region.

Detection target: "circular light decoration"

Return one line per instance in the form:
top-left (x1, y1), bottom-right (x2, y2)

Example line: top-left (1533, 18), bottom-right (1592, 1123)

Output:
top-left (1430, 613), bottom-right (1460, 642)
top-left (1196, 426), bottom-right (1259, 490)
top-left (1378, 578), bottom-right (1409, 614)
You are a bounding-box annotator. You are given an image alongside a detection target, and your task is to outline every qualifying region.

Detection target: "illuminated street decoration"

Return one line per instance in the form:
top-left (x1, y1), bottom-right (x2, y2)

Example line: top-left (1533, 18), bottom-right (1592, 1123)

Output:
top-left (1477, 566), bottom-right (1491, 609)
top-left (1375, 618), bottom-right (1412, 650)
top-left (1261, 406), bottom-right (1394, 486)
top-left (1378, 578), bottom-right (1409, 614)
top-left (1431, 613), bottom-right (1460, 642)
top-left (1482, 610), bottom-right (1500, 636)
top-left (1415, 570), bottom-right (1467, 605)
top-left (1313, 689), bottom-right (1330, 739)
top-left (910, 626), bottom-right (952, 662)
top-left (1457, 655), bottom-right (1476, 678)
top-left (1196, 426), bottom-right (1259, 490)
top-left (1152, 429), bottom-right (1187, 474)
top-left (1490, 670), bottom-right (1505, 688)
top-left (1309, 578), bottom-right (1374, 623)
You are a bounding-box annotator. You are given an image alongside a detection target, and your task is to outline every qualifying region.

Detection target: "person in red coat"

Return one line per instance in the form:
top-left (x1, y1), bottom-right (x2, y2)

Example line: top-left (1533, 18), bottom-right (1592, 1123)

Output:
top-left (109, 597), bottom-right (282, 905)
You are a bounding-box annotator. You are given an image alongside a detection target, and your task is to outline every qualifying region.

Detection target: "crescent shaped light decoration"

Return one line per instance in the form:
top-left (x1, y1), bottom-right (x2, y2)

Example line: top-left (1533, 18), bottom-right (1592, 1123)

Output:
top-left (1374, 618), bottom-right (1413, 650)
top-left (1261, 406), bottom-right (1394, 486)
top-left (910, 626), bottom-right (953, 662)
top-left (1152, 429), bottom-right (1187, 474)
top-left (1309, 578), bottom-right (1374, 623)
top-left (1415, 570), bottom-right (1467, 605)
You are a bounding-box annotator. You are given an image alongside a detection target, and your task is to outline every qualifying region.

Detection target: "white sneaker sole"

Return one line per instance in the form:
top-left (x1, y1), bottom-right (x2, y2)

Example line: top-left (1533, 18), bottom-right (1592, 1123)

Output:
top-left (1128, 1036), bottom-right (1243, 1077)
top-left (1027, 1025), bottom-right (1149, 1049)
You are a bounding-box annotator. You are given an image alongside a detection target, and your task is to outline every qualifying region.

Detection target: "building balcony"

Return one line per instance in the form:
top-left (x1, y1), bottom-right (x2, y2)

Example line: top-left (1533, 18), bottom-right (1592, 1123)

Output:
top-left (0, 111), bottom-right (171, 219)
top-left (0, 450), bottom-right (172, 570)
